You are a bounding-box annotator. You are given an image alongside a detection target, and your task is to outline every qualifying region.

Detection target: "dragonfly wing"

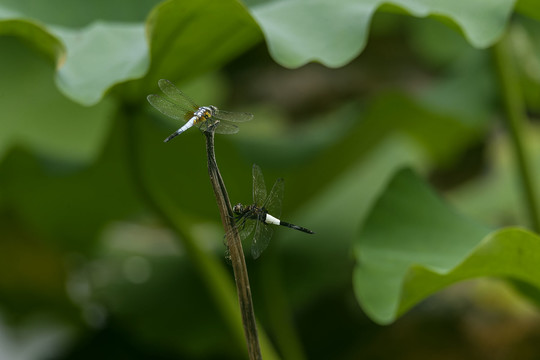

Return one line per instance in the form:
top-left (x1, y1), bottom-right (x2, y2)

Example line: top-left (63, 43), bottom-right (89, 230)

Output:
top-left (225, 214), bottom-right (254, 241)
top-left (197, 119), bottom-right (239, 134)
top-left (214, 122), bottom-right (239, 134)
top-left (251, 218), bottom-right (273, 259)
top-left (252, 164), bottom-right (267, 206)
top-left (264, 178), bottom-right (284, 219)
top-left (213, 109), bottom-right (254, 123)
top-left (157, 79), bottom-right (199, 111)
top-left (238, 218), bottom-right (256, 241)
top-left (196, 118), bottom-right (218, 132)
top-left (147, 94), bottom-right (188, 121)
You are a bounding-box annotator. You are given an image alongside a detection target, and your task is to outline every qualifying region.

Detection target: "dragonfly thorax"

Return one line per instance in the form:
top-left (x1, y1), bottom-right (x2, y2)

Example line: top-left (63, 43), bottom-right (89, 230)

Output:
top-left (233, 203), bottom-right (266, 220)
top-left (194, 105), bottom-right (217, 123)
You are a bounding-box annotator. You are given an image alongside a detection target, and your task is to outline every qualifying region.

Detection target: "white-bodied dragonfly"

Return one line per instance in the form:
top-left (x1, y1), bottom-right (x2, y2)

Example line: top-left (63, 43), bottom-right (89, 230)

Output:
top-left (147, 79), bottom-right (254, 142)
top-left (233, 164), bottom-right (314, 259)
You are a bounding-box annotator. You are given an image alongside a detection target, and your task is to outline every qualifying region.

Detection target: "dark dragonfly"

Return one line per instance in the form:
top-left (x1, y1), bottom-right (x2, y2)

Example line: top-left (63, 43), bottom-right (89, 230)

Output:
top-left (233, 164), bottom-right (314, 259)
top-left (147, 79), bottom-right (253, 142)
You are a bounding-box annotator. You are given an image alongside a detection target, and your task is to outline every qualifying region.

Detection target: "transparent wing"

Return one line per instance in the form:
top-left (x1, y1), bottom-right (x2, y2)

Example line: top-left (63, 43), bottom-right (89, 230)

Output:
top-left (238, 219), bottom-right (256, 241)
top-left (197, 119), bottom-right (239, 135)
top-left (213, 109), bottom-right (254, 123)
top-left (147, 94), bottom-right (189, 121)
top-left (264, 178), bottom-right (284, 219)
top-left (196, 118), bottom-right (218, 133)
top-left (251, 218), bottom-right (274, 259)
top-left (215, 122), bottom-right (240, 134)
top-left (225, 213), bottom-right (255, 242)
top-left (252, 164), bottom-right (267, 206)
top-left (223, 216), bottom-right (254, 261)
top-left (157, 79), bottom-right (199, 111)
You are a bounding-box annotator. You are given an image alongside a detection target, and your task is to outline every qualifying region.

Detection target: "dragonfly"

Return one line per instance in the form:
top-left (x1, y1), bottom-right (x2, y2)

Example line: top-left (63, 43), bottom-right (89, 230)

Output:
top-left (147, 79), bottom-right (254, 142)
top-left (232, 164), bottom-right (314, 259)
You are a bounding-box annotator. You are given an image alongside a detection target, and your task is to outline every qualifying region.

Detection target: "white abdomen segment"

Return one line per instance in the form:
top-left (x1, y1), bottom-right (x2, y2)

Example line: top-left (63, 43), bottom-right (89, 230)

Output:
top-left (178, 116), bottom-right (196, 134)
top-left (265, 213), bottom-right (281, 226)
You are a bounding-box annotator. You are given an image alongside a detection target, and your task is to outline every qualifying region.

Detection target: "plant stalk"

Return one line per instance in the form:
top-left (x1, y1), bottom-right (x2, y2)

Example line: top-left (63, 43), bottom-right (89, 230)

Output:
top-left (124, 109), bottom-right (247, 351)
top-left (204, 126), bottom-right (262, 360)
top-left (124, 108), bottom-right (272, 359)
top-left (493, 32), bottom-right (540, 233)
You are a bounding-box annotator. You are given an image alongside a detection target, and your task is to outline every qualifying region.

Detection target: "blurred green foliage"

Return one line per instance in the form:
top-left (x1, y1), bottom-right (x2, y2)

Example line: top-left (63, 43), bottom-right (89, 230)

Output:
top-left (1, 0), bottom-right (540, 359)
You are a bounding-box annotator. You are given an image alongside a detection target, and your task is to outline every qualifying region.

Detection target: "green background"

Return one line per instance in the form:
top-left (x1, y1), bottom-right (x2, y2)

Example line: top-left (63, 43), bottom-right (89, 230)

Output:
top-left (1, 0), bottom-right (540, 359)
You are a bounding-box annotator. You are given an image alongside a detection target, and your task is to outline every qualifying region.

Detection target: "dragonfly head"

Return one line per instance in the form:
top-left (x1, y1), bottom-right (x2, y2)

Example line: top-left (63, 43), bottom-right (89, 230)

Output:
top-left (209, 105), bottom-right (218, 115)
top-left (233, 203), bottom-right (245, 215)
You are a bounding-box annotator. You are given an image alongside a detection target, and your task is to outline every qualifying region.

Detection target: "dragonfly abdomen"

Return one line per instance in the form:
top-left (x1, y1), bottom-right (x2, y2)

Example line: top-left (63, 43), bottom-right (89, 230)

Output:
top-left (164, 116), bottom-right (197, 142)
top-left (264, 213), bottom-right (281, 226)
top-left (279, 220), bottom-right (314, 234)
top-left (264, 213), bottom-right (314, 234)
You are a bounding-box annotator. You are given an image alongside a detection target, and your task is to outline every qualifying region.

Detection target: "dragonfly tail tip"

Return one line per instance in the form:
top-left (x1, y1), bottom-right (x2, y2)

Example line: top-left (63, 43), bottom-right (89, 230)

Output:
top-left (164, 133), bottom-right (178, 143)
